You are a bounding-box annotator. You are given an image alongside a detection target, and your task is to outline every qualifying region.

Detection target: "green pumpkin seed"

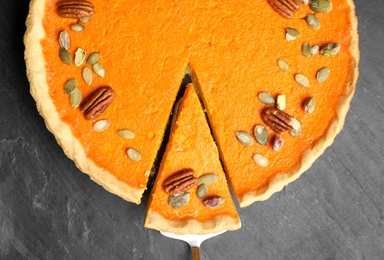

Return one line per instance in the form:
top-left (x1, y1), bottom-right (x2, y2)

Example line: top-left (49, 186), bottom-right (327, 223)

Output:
top-left (277, 59), bottom-right (289, 72)
top-left (59, 48), bottom-right (72, 65)
top-left (305, 97), bottom-right (315, 114)
top-left (93, 63), bottom-right (105, 77)
top-left (306, 14), bottom-right (320, 30)
top-left (197, 184), bottom-right (208, 198)
top-left (235, 131), bottom-right (254, 146)
top-left (276, 94), bottom-right (286, 110)
top-left (87, 52), bottom-right (101, 65)
top-left (258, 92), bottom-right (275, 104)
top-left (316, 67), bottom-right (330, 82)
top-left (75, 48), bottom-right (86, 66)
top-left (70, 23), bottom-right (84, 32)
top-left (59, 30), bottom-right (70, 50)
top-left (254, 125), bottom-right (269, 145)
top-left (321, 43), bottom-right (341, 57)
top-left (127, 148), bottom-right (142, 162)
top-left (272, 135), bottom-right (284, 152)
top-left (311, 45), bottom-right (320, 55)
top-left (310, 0), bottom-right (332, 13)
top-left (80, 16), bottom-right (91, 23)
top-left (117, 129), bottom-right (135, 139)
top-left (198, 174), bottom-right (218, 186)
top-left (168, 192), bottom-right (190, 208)
top-left (253, 153), bottom-right (269, 167)
top-left (64, 78), bottom-right (77, 94)
top-left (82, 67), bottom-right (93, 86)
top-left (302, 42), bottom-right (311, 57)
top-left (93, 119), bottom-right (111, 132)
top-left (286, 28), bottom-right (300, 41)
top-left (289, 117), bottom-right (302, 137)
top-left (295, 74), bottom-right (310, 87)
top-left (69, 88), bottom-right (82, 108)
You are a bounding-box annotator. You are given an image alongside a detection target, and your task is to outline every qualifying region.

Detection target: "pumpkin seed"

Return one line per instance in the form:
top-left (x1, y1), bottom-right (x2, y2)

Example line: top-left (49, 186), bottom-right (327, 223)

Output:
top-left (295, 74), bottom-right (310, 87)
top-left (127, 148), bottom-right (142, 162)
top-left (59, 30), bottom-right (70, 50)
top-left (321, 43), bottom-right (341, 57)
top-left (197, 184), bottom-right (208, 198)
top-left (168, 192), bottom-right (190, 208)
top-left (310, 0), bottom-right (332, 13)
top-left (253, 153), bottom-right (269, 167)
top-left (64, 78), bottom-right (77, 94)
top-left (272, 135), bottom-right (284, 152)
top-left (117, 129), bottom-right (135, 139)
top-left (254, 125), bottom-right (269, 145)
top-left (286, 28), bottom-right (300, 41)
top-left (69, 88), bottom-right (82, 108)
top-left (204, 196), bottom-right (224, 208)
top-left (87, 52), bottom-right (101, 65)
top-left (306, 14), bottom-right (320, 30)
top-left (80, 16), bottom-right (91, 23)
top-left (82, 67), bottom-right (93, 86)
top-left (276, 94), bottom-right (286, 110)
top-left (302, 42), bottom-right (311, 57)
top-left (258, 92), bottom-right (275, 104)
top-left (93, 119), bottom-right (111, 132)
top-left (235, 131), bottom-right (254, 146)
top-left (311, 45), bottom-right (320, 55)
top-left (198, 174), bottom-right (218, 186)
top-left (289, 117), bottom-right (302, 137)
top-left (75, 48), bottom-right (86, 66)
top-left (59, 48), bottom-right (72, 65)
top-left (277, 59), bottom-right (289, 72)
top-left (70, 23), bottom-right (84, 32)
top-left (299, 0), bottom-right (309, 4)
top-left (316, 67), bottom-right (330, 82)
top-left (304, 97), bottom-right (315, 114)
top-left (93, 63), bottom-right (105, 77)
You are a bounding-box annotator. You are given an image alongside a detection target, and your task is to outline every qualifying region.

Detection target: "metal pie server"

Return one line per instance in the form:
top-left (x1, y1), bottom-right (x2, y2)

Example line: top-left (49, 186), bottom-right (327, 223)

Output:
top-left (160, 230), bottom-right (226, 260)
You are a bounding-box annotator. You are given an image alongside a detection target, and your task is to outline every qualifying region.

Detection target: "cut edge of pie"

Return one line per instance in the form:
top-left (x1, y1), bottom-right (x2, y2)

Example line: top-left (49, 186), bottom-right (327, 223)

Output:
top-left (24, 0), bottom-right (144, 204)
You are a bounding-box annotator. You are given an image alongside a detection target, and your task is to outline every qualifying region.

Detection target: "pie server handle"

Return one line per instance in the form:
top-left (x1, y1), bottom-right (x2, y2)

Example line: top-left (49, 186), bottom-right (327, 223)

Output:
top-left (191, 246), bottom-right (200, 260)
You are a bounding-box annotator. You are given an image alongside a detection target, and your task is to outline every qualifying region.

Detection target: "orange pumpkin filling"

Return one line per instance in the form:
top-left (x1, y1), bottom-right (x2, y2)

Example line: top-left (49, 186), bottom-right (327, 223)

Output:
top-left (38, 0), bottom-right (357, 207)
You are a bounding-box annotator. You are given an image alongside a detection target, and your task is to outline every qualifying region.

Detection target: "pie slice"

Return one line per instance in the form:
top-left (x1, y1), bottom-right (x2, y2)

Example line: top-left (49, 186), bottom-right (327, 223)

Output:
top-left (144, 84), bottom-right (241, 234)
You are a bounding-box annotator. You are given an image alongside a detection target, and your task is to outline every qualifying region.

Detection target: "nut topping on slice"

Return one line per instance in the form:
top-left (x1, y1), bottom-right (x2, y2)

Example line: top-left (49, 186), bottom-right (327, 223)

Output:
top-left (80, 86), bottom-right (115, 120)
top-left (267, 0), bottom-right (300, 19)
top-left (163, 168), bottom-right (198, 196)
top-left (261, 107), bottom-right (294, 134)
top-left (57, 0), bottom-right (95, 19)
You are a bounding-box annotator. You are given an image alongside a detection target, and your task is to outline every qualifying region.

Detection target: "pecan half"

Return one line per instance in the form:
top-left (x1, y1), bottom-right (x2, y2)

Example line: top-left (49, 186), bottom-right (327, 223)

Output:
top-left (261, 107), bottom-right (294, 134)
top-left (164, 168), bottom-right (198, 196)
top-left (57, 0), bottom-right (95, 19)
top-left (267, 0), bottom-right (300, 19)
top-left (80, 86), bottom-right (115, 120)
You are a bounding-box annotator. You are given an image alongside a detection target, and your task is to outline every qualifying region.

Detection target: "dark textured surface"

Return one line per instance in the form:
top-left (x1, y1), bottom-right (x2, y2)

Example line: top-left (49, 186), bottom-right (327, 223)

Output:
top-left (1, 0), bottom-right (383, 259)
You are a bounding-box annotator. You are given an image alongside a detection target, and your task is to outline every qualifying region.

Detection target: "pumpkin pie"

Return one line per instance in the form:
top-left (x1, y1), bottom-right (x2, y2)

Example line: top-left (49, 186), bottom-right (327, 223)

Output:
top-left (144, 84), bottom-right (241, 234)
top-left (24, 0), bottom-right (359, 211)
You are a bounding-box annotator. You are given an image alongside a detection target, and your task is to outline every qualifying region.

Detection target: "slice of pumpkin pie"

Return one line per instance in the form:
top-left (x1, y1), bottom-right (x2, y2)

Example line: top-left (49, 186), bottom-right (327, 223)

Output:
top-left (144, 84), bottom-right (241, 234)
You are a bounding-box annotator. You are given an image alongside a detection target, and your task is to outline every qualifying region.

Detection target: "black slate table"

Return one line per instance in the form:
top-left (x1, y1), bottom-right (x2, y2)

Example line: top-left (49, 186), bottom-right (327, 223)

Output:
top-left (1, 0), bottom-right (383, 259)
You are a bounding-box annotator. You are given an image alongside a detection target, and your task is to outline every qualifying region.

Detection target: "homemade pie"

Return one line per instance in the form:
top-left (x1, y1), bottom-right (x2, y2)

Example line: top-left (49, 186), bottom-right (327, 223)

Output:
top-left (24, 0), bottom-right (359, 225)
